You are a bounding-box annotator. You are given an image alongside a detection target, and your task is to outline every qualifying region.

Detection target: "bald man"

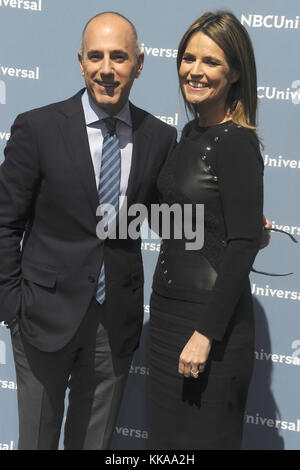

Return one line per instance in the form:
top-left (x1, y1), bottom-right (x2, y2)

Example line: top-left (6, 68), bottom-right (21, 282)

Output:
top-left (0, 12), bottom-right (177, 450)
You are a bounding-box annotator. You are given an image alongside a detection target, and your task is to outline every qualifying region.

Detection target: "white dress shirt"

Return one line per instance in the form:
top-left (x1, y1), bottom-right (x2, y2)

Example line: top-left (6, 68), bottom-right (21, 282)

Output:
top-left (81, 90), bottom-right (133, 200)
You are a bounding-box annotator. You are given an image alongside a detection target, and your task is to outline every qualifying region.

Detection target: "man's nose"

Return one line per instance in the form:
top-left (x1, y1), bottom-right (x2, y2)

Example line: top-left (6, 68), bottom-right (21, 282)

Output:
top-left (100, 57), bottom-right (114, 76)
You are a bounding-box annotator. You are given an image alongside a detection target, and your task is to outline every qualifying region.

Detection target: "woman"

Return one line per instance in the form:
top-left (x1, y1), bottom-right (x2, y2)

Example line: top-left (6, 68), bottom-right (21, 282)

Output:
top-left (149, 11), bottom-right (264, 450)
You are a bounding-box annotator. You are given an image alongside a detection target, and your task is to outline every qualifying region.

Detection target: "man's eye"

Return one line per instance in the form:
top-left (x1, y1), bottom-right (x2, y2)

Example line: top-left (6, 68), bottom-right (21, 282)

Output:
top-left (113, 55), bottom-right (126, 61)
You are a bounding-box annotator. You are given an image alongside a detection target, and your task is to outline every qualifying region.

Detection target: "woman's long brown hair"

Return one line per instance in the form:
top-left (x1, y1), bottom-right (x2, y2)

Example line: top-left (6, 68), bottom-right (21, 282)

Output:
top-left (177, 11), bottom-right (258, 132)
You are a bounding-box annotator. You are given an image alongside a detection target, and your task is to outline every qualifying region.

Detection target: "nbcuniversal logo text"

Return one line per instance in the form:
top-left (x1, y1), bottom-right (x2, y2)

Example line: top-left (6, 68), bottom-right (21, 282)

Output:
top-left (258, 82), bottom-right (300, 105)
top-left (0, 80), bottom-right (6, 105)
top-left (241, 14), bottom-right (300, 29)
top-left (0, 340), bottom-right (6, 365)
top-left (0, 0), bottom-right (42, 11)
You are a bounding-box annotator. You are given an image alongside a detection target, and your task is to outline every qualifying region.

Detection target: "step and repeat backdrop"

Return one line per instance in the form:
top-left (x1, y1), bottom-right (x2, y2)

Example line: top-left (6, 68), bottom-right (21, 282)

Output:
top-left (0, 0), bottom-right (299, 451)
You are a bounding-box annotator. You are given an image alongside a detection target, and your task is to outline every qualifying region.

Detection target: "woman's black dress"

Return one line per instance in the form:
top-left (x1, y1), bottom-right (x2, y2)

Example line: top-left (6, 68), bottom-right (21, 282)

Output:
top-left (149, 120), bottom-right (264, 450)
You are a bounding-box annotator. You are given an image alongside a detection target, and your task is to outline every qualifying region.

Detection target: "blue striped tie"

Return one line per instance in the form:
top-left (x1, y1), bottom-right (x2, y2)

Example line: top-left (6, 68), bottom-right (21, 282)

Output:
top-left (96, 118), bottom-right (121, 304)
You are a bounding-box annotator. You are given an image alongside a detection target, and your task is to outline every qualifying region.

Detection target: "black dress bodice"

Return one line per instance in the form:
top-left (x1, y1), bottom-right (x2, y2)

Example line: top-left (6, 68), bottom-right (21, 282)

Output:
top-left (152, 120), bottom-right (264, 341)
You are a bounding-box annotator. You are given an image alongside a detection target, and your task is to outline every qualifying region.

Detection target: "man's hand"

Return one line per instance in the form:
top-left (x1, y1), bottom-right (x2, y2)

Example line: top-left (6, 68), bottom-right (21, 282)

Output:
top-left (178, 330), bottom-right (211, 378)
top-left (260, 216), bottom-right (272, 249)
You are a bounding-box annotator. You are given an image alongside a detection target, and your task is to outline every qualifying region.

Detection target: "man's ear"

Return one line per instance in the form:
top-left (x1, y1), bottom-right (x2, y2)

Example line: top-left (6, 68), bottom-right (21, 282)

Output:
top-left (135, 52), bottom-right (144, 78)
top-left (78, 51), bottom-right (85, 77)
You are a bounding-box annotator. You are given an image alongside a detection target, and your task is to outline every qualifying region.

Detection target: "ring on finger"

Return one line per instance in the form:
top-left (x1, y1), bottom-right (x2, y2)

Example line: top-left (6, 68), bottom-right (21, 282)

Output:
top-left (190, 369), bottom-right (199, 379)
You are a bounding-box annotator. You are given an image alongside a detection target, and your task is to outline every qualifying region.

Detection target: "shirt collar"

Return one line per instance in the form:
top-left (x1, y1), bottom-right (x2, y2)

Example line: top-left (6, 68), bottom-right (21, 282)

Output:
top-left (81, 89), bottom-right (132, 127)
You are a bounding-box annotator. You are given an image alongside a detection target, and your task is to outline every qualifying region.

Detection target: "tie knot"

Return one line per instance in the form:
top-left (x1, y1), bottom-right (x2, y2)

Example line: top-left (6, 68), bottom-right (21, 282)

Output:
top-left (103, 117), bottom-right (117, 135)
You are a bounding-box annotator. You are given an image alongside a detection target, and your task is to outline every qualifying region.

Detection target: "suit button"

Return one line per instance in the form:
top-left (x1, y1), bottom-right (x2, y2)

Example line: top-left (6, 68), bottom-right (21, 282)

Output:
top-left (88, 275), bottom-right (96, 283)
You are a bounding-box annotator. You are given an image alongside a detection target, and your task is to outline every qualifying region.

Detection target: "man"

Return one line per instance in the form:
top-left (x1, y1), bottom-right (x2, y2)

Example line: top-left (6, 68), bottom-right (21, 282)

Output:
top-left (0, 12), bottom-right (177, 450)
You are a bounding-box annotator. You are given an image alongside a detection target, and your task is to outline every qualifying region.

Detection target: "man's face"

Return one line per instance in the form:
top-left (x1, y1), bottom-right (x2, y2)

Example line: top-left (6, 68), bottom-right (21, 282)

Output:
top-left (78, 15), bottom-right (144, 115)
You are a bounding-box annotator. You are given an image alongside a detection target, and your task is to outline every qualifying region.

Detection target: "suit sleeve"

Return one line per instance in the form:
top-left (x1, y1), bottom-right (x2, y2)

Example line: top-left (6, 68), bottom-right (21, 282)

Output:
top-left (195, 130), bottom-right (264, 341)
top-left (148, 126), bottom-right (177, 237)
top-left (0, 113), bottom-right (41, 321)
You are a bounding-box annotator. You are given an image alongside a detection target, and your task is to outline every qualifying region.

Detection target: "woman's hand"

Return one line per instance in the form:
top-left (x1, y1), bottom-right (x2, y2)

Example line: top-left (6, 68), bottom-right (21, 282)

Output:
top-left (178, 330), bottom-right (212, 378)
top-left (260, 216), bottom-right (272, 249)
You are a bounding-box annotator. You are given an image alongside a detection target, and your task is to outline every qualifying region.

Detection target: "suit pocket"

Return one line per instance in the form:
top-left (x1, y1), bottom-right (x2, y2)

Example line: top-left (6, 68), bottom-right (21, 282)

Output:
top-left (22, 263), bottom-right (57, 288)
top-left (131, 270), bottom-right (144, 291)
top-left (108, 269), bottom-right (144, 290)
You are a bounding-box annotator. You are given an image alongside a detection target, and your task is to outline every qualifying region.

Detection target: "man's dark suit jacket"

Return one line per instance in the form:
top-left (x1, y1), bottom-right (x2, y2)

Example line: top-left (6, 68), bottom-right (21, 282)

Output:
top-left (0, 89), bottom-right (177, 355)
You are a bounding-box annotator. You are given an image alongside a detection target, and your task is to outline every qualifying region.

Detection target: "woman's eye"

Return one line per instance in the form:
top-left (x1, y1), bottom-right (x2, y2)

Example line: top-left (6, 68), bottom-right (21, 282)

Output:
top-left (206, 59), bottom-right (220, 66)
top-left (182, 56), bottom-right (194, 62)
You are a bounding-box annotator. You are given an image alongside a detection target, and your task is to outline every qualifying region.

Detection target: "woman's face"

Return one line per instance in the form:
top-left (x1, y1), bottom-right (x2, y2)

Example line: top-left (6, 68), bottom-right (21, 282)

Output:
top-left (179, 31), bottom-right (239, 115)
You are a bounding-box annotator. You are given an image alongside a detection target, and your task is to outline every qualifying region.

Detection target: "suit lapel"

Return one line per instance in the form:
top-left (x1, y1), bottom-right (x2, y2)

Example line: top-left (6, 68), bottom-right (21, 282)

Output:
top-left (126, 103), bottom-right (152, 204)
top-left (59, 90), bottom-right (99, 218)
top-left (58, 94), bottom-right (153, 221)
